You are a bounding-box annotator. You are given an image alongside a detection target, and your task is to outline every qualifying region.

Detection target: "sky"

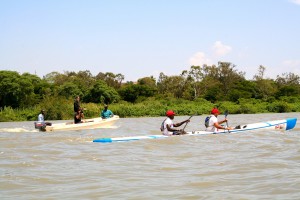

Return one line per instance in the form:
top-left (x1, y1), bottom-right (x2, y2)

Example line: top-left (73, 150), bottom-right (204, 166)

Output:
top-left (0, 0), bottom-right (300, 82)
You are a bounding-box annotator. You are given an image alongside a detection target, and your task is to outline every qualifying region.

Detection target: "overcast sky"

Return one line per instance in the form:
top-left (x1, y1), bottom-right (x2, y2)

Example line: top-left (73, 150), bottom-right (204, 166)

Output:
top-left (1, 0), bottom-right (299, 81)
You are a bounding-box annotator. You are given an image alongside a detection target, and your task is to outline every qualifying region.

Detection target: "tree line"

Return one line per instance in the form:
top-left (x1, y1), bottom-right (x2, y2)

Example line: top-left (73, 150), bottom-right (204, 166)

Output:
top-left (0, 62), bottom-right (300, 115)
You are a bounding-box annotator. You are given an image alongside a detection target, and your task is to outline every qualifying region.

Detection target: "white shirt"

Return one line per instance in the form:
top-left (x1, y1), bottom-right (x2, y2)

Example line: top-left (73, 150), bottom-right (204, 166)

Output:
top-left (162, 118), bottom-right (174, 136)
top-left (205, 115), bottom-right (218, 132)
top-left (38, 114), bottom-right (44, 122)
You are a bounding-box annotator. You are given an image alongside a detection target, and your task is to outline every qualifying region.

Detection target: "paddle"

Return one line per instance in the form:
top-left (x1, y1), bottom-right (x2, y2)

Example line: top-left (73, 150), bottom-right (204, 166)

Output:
top-left (224, 110), bottom-right (230, 133)
top-left (182, 113), bottom-right (197, 132)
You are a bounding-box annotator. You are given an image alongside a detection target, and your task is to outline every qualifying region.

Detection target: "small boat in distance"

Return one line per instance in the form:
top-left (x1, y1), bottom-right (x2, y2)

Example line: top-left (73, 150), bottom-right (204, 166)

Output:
top-left (93, 117), bottom-right (297, 143)
top-left (35, 115), bottom-right (119, 132)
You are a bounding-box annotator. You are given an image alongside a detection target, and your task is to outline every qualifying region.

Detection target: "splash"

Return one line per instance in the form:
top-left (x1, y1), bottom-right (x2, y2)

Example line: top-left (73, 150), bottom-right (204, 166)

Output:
top-left (0, 128), bottom-right (38, 133)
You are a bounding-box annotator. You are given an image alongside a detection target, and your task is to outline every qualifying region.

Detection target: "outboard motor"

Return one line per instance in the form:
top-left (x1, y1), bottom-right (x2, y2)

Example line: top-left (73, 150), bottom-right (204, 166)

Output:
top-left (34, 122), bottom-right (47, 132)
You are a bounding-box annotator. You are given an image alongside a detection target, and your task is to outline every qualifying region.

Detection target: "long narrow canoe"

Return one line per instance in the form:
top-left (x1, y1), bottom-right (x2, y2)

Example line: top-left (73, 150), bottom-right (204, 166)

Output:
top-left (93, 118), bottom-right (297, 143)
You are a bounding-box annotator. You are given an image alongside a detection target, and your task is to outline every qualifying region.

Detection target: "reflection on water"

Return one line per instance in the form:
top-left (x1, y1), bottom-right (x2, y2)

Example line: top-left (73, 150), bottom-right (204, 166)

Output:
top-left (1, 113), bottom-right (300, 199)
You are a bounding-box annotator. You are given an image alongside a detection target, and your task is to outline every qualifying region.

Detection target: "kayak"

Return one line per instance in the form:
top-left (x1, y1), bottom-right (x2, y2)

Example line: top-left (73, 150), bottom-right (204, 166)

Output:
top-left (35, 115), bottom-right (119, 132)
top-left (93, 118), bottom-right (297, 143)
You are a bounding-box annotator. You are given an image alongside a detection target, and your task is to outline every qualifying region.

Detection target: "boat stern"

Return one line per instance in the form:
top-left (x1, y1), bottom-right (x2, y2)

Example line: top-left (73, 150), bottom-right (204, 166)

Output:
top-left (34, 122), bottom-right (47, 132)
top-left (286, 118), bottom-right (297, 130)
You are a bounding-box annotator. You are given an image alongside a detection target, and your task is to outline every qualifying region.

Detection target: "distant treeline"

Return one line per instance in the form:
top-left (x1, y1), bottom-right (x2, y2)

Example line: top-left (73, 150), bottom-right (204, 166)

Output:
top-left (0, 62), bottom-right (300, 121)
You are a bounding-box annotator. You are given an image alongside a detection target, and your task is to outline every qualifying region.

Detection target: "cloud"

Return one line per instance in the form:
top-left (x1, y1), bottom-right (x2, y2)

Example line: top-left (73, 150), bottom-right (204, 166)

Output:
top-left (188, 41), bottom-right (233, 66)
top-left (212, 41), bottom-right (232, 56)
top-left (189, 52), bottom-right (213, 66)
top-left (290, 0), bottom-right (300, 5)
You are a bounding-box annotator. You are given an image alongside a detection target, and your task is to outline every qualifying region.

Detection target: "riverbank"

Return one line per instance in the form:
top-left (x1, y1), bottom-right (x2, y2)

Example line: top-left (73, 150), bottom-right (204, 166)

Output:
top-left (1, 97), bottom-right (300, 122)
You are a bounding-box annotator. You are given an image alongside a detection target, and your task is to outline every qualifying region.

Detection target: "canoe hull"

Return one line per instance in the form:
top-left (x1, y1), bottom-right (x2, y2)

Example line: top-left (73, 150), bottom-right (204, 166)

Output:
top-left (42, 116), bottom-right (119, 132)
top-left (93, 118), bottom-right (297, 143)
top-left (190, 118), bottom-right (297, 135)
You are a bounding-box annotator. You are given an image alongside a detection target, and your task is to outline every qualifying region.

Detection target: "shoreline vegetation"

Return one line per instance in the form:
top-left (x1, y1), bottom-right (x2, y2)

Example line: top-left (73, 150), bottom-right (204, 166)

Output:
top-left (1, 64), bottom-right (300, 122)
top-left (1, 97), bottom-right (299, 122)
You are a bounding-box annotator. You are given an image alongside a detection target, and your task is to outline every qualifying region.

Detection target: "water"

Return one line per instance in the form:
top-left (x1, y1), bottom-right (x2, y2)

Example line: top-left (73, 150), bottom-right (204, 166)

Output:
top-left (1, 113), bottom-right (300, 200)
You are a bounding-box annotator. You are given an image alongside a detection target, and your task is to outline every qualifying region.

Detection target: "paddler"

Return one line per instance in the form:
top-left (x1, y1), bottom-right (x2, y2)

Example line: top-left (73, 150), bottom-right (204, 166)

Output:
top-left (161, 110), bottom-right (190, 136)
top-left (205, 108), bottom-right (233, 132)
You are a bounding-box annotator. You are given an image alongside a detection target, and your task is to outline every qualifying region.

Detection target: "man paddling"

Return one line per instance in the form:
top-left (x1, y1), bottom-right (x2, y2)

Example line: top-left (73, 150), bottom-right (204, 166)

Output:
top-left (205, 108), bottom-right (232, 132)
top-left (161, 110), bottom-right (190, 136)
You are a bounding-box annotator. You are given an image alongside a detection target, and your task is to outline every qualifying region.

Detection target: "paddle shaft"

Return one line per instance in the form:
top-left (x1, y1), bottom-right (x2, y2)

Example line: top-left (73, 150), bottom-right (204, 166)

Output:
top-left (224, 110), bottom-right (230, 132)
top-left (182, 114), bottom-right (196, 131)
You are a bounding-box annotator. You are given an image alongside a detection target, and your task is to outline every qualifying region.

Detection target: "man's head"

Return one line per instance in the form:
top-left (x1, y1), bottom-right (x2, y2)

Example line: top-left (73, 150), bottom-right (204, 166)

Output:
top-left (211, 108), bottom-right (220, 116)
top-left (166, 110), bottom-right (175, 119)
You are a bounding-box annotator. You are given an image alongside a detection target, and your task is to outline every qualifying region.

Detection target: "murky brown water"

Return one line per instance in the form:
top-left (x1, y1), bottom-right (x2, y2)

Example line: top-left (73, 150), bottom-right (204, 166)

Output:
top-left (1, 113), bottom-right (300, 199)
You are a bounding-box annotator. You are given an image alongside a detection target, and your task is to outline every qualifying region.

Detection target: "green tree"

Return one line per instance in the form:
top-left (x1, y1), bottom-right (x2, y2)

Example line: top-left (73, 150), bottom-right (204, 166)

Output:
top-left (228, 80), bottom-right (258, 102)
top-left (85, 80), bottom-right (120, 104)
top-left (181, 66), bottom-right (204, 99)
top-left (118, 83), bottom-right (157, 103)
top-left (275, 72), bottom-right (300, 98)
top-left (157, 73), bottom-right (187, 98)
top-left (95, 72), bottom-right (124, 89)
top-left (58, 82), bottom-right (83, 99)
top-left (0, 71), bottom-right (37, 108)
top-left (137, 76), bottom-right (156, 87)
top-left (253, 65), bottom-right (277, 100)
top-left (217, 62), bottom-right (245, 100)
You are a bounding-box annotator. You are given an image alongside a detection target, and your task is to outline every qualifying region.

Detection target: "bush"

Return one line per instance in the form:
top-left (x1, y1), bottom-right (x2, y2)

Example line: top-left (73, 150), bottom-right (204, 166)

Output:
top-left (1, 97), bottom-right (300, 122)
top-left (267, 101), bottom-right (292, 113)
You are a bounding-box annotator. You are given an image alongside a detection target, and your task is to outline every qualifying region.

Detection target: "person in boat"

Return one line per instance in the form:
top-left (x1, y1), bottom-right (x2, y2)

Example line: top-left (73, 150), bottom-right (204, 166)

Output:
top-left (74, 96), bottom-right (82, 113)
top-left (161, 110), bottom-right (190, 136)
top-left (38, 110), bottom-right (52, 126)
top-left (205, 108), bottom-right (232, 132)
top-left (74, 96), bottom-right (84, 123)
top-left (101, 104), bottom-right (114, 119)
top-left (74, 110), bottom-right (84, 124)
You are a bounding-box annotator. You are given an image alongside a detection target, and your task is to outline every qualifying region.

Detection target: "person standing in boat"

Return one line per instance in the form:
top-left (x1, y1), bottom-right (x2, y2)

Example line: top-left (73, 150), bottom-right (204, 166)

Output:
top-left (161, 110), bottom-right (190, 136)
top-left (74, 96), bottom-right (84, 123)
top-left (74, 110), bottom-right (84, 124)
top-left (74, 96), bottom-right (81, 113)
top-left (101, 104), bottom-right (114, 119)
top-left (38, 110), bottom-right (52, 126)
top-left (205, 108), bottom-right (232, 132)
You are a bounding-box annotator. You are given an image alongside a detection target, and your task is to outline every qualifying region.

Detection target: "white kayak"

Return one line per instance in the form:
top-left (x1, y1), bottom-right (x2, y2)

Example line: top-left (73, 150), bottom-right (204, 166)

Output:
top-left (35, 115), bottom-right (119, 132)
top-left (93, 118), bottom-right (297, 143)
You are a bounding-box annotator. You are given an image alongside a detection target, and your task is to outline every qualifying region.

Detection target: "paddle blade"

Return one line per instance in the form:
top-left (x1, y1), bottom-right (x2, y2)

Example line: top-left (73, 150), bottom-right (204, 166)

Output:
top-left (224, 110), bottom-right (229, 117)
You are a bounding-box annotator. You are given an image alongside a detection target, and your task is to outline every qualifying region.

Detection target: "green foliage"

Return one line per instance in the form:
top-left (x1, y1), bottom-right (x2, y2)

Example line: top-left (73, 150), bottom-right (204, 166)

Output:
top-left (204, 86), bottom-right (221, 102)
top-left (58, 82), bottom-right (83, 99)
top-left (0, 107), bottom-right (22, 121)
top-left (217, 101), bottom-right (241, 114)
top-left (267, 101), bottom-right (292, 113)
top-left (38, 96), bottom-right (73, 120)
top-left (118, 84), bottom-right (157, 103)
top-left (237, 98), bottom-right (268, 114)
top-left (1, 67), bottom-right (300, 122)
top-left (0, 71), bottom-right (42, 108)
top-left (85, 80), bottom-right (120, 104)
top-left (276, 85), bottom-right (300, 98)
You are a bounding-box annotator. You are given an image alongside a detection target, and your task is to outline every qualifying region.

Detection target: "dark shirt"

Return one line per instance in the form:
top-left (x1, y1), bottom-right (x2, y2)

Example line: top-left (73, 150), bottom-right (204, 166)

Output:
top-left (74, 100), bottom-right (80, 112)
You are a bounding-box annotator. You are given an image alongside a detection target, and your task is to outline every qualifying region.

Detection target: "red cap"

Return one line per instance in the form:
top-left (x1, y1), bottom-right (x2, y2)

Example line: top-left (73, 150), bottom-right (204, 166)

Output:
top-left (166, 110), bottom-right (175, 117)
top-left (211, 108), bottom-right (220, 115)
